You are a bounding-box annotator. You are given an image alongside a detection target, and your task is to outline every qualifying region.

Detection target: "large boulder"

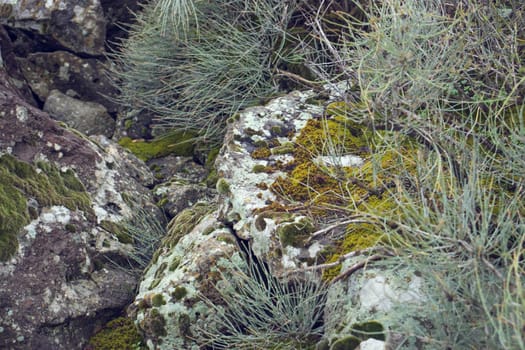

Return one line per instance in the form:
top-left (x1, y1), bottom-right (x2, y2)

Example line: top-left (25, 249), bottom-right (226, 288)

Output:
top-left (0, 0), bottom-right (106, 56)
top-left (0, 66), bottom-right (160, 349)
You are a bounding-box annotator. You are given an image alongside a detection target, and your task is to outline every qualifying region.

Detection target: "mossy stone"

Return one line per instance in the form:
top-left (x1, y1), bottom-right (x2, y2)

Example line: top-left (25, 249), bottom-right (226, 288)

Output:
top-left (0, 155), bottom-right (93, 261)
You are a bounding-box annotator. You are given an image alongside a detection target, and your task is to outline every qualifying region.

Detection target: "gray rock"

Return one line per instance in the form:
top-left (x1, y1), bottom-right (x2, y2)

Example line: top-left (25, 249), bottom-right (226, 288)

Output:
top-left (0, 66), bottom-right (160, 349)
top-left (129, 204), bottom-right (238, 350)
top-left (44, 89), bottom-right (115, 137)
top-left (17, 51), bottom-right (119, 112)
top-left (0, 0), bottom-right (106, 56)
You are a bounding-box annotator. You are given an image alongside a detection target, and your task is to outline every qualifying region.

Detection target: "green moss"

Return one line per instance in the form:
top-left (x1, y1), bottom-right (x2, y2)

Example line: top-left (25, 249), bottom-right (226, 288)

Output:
top-left (118, 130), bottom-right (197, 161)
top-left (65, 224), bottom-right (77, 233)
top-left (88, 317), bottom-right (144, 350)
top-left (171, 286), bottom-right (188, 301)
top-left (100, 220), bottom-right (132, 244)
top-left (330, 335), bottom-right (361, 350)
top-left (271, 142), bottom-right (295, 155)
top-left (124, 119), bottom-right (134, 130)
top-left (0, 155), bottom-right (93, 261)
top-left (149, 278), bottom-right (162, 290)
top-left (151, 293), bottom-right (166, 307)
top-left (252, 164), bottom-right (269, 173)
top-left (205, 147), bottom-right (221, 170)
top-left (277, 217), bottom-right (315, 248)
top-left (216, 178), bottom-right (231, 195)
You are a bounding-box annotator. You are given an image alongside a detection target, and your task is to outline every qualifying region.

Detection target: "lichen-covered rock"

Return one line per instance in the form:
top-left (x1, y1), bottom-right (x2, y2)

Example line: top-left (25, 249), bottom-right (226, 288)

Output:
top-left (0, 0), bottom-right (106, 56)
top-left (44, 89), bottom-right (115, 137)
top-left (129, 203), bottom-right (238, 349)
top-left (323, 263), bottom-right (424, 349)
top-left (0, 66), bottom-right (159, 349)
top-left (215, 90), bottom-right (327, 270)
top-left (17, 51), bottom-right (119, 112)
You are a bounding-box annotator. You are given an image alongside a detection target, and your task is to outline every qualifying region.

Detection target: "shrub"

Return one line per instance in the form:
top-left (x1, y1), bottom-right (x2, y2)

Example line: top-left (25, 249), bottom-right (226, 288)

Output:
top-left (107, 0), bottom-right (309, 144)
top-left (195, 254), bottom-right (328, 349)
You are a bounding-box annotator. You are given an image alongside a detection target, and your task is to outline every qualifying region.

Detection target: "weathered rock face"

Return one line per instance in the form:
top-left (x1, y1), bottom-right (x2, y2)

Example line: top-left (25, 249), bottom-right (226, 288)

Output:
top-left (0, 0), bottom-right (106, 56)
top-left (0, 66), bottom-right (160, 349)
top-left (17, 51), bottom-right (119, 112)
top-left (44, 89), bottom-right (115, 137)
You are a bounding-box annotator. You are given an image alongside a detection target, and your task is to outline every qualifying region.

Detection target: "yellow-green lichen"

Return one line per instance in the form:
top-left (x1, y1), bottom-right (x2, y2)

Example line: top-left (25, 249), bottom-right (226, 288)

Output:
top-left (118, 130), bottom-right (197, 162)
top-left (88, 317), bottom-right (145, 350)
top-left (0, 155), bottom-right (93, 261)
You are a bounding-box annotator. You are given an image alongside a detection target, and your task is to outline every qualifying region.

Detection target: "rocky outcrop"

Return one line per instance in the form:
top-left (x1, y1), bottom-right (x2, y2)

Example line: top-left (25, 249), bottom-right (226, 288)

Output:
top-left (0, 66), bottom-right (160, 349)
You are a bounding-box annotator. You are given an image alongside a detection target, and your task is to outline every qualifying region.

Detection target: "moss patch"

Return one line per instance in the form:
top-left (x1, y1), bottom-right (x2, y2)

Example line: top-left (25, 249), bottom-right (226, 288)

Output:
top-left (88, 317), bottom-right (144, 350)
top-left (118, 130), bottom-right (197, 161)
top-left (0, 155), bottom-right (93, 262)
top-left (163, 203), bottom-right (215, 249)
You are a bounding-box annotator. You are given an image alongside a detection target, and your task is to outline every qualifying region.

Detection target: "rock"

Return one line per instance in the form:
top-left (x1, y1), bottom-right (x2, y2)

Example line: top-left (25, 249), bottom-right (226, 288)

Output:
top-left (0, 26), bottom-right (36, 105)
top-left (215, 90), bottom-right (326, 270)
top-left (128, 203), bottom-right (238, 349)
top-left (0, 66), bottom-right (161, 349)
top-left (44, 89), bottom-right (115, 137)
top-left (323, 263), bottom-right (425, 349)
top-left (17, 51), bottom-right (119, 112)
top-left (0, 0), bottom-right (106, 56)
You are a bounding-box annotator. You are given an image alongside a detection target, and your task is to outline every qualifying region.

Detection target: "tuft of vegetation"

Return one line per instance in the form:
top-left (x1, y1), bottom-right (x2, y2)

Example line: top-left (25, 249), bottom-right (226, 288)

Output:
top-left (107, 0), bottom-right (313, 145)
top-left (195, 254), bottom-right (328, 349)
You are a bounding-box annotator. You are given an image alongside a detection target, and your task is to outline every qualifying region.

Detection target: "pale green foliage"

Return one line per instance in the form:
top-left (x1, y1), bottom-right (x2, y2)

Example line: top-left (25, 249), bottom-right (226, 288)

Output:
top-left (108, 0), bottom-right (304, 143)
top-left (196, 254), bottom-right (328, 349)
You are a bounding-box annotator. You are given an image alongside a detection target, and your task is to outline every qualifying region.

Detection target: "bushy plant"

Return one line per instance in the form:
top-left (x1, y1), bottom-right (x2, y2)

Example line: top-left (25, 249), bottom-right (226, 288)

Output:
top-left (108, 0), bottom-right (309, 144)
top-left (195, 254), bottom-right (328, 349)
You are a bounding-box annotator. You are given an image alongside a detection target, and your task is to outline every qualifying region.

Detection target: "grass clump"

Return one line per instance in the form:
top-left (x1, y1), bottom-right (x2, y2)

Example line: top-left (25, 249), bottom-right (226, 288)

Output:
top-left (196, 254), bottom-right (328, 349)
top-left (108, 0), bottom-right (312, 145)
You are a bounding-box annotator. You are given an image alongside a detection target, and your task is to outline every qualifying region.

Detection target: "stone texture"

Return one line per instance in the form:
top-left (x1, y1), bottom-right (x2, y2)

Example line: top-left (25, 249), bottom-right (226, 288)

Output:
top-left (0, 26), bottom-right (36, 105)
top-left (129, 204), bottom-right (238, 350)
top-left (17, 51), bottom-right (119, 112)
top-left (0, 66), bottom-right (160, 349)
top-left (0, 0), bottom-right (106, 56)
top-left (215, 90), bottom-right (326, 270)
top-left (44, 89), bottom-right (115, 137)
